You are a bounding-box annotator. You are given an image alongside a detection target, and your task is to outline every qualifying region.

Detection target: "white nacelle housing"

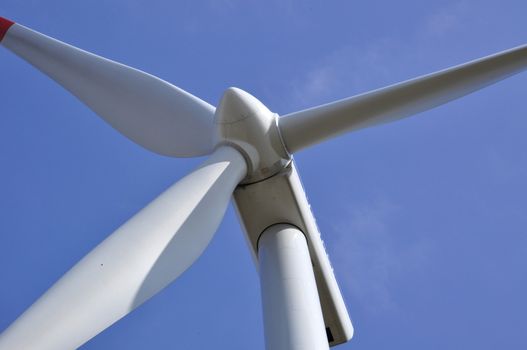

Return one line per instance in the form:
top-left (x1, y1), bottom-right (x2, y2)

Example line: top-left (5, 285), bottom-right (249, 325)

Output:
top-left (213, 87), bottom-right (290, 184)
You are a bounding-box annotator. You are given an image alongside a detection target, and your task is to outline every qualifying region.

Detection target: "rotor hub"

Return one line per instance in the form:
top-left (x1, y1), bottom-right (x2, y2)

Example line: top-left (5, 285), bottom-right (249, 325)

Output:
top-left (213, 87), bottom-right (291, 184)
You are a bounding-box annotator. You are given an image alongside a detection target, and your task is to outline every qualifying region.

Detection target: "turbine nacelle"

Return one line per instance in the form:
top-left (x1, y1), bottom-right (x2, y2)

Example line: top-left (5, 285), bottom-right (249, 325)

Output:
top-left (214, 87), bottom-right (290, 184)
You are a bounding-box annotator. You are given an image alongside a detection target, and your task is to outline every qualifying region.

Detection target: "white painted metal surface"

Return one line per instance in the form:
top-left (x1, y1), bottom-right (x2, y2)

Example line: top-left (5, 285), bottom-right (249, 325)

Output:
top-left (214, 87), bottom-right (290, 184)
top-left (234, 161), bottom-right (353, 346)
top-left (279, 44), bottom-right (527, 153)
top-left (1, 22), bottom-right (215, 157)
top-left (0, 146), bottom-right (246, 350)
top-left (259, 224), bottom-right (329, 350)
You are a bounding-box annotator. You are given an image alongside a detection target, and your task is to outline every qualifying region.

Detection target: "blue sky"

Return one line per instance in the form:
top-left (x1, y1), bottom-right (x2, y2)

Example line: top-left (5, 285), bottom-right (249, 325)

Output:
top-left (1, 1), bottom-right (526, 349)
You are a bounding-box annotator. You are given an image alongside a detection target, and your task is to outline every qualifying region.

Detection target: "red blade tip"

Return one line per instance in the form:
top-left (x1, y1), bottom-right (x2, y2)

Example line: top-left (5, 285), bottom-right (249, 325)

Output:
top-left (0, 17), bottom-right (15, 42)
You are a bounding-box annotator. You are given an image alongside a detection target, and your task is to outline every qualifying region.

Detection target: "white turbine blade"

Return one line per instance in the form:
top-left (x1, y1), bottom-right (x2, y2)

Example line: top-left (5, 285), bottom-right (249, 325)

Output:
top-left (0, 17), bottom-right (214, 157)
top-left (279, 44), bottom-right (527, 153)
top-left (0, 146), bottom-right (246, 350)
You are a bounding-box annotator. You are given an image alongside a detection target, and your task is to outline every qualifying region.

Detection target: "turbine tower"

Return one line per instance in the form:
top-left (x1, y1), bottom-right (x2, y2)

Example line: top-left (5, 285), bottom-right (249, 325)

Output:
top-left (1, 16), bottom-right (526, 350)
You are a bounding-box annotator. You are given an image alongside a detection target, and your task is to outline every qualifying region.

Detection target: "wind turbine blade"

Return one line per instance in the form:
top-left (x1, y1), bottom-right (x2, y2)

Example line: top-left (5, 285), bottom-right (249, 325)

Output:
top-left (279, 44), bottom-right (527, 153)
top-left (0, 17), bottom-right (214, 157)
top-left (0, 146), bottom-right (246, 350)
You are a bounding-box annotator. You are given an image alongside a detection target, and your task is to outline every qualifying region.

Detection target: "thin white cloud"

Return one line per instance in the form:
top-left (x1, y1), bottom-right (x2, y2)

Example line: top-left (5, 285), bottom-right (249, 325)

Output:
top-left (328, 196), bottom-right (431, 314)
top-left (286, 39), bottom-right (397, 112)
top-left (280, 2), bottom-right (472, 113)
top-left (423, 1), bottom-right (469, 37)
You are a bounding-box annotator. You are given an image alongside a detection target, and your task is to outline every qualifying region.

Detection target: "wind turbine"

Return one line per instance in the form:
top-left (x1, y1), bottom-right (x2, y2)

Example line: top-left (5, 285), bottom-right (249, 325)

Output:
top-left (1, 15), bottom-right (526, 350)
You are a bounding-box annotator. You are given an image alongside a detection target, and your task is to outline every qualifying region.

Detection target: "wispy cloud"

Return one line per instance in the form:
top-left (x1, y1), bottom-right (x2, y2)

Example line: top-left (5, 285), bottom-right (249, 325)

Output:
top-left (328, 196), bottom-right (431, 314)
top-left (422, 1), bottom-right (469, 37)
top-left (285, 39), bottom-right (397, 112)
top-left (279, 2), bottom-right (472, 113)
